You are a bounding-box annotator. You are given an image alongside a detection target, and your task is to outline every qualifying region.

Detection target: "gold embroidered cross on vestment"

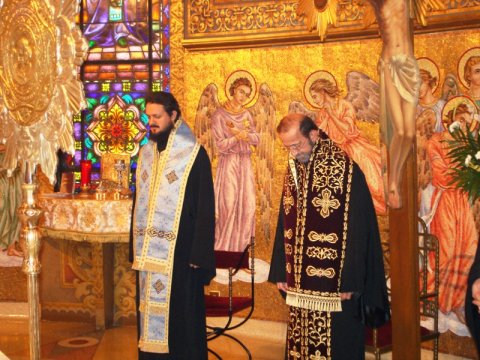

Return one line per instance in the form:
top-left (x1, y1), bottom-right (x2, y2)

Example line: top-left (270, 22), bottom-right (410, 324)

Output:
top-left (312, 188), bottom-right (340, 218)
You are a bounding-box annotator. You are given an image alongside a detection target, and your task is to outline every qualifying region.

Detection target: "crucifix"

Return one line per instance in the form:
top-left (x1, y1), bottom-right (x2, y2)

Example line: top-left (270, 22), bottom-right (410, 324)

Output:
top-left (295, 1), bottom-right (442, 358)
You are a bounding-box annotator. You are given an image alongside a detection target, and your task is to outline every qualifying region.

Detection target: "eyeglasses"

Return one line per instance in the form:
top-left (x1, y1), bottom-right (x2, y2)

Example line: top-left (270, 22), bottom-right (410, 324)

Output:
top-left (285, 139), bottom-right (305, 152)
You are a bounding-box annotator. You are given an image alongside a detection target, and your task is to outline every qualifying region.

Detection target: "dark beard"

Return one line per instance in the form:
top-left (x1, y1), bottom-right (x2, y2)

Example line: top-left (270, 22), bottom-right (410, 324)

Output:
top-left (150, 123), bottom-right (174, 152)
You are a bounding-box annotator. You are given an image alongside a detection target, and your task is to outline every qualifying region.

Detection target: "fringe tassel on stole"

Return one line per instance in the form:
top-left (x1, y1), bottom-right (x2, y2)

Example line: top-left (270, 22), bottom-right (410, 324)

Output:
top-left (286, 291), bottom-right (342, 312)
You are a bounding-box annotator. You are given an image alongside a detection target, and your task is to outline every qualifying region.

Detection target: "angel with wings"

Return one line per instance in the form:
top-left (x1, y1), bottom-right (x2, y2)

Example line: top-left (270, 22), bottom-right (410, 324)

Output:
top-left (195, 70), bottom-right (275, 253)
top-left (416, 57), bottom-right (461, 134)
top-left (425, 97), bottom-right (478, 325)
top-left (416, 58), bottom-right (448, 133)
top-left (416, 58), bottom-right (461, 228)
top-left (290, 70), bottom-right (386, 215)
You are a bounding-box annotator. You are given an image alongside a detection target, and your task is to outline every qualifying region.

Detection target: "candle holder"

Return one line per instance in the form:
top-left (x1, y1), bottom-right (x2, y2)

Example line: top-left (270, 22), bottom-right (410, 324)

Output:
top-left (18, 161), bottom-right (43, 360)
top-left (113, 191), bottom-right (121, 200)
top-left (95, 180), bottom-right (107, 200)
top-left (78, 183), bottom-right (91, 198)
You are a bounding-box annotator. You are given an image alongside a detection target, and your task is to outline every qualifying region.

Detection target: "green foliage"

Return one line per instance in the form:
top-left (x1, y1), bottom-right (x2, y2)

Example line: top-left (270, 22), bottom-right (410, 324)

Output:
top-left (446, 126), bottom-right (480, 202)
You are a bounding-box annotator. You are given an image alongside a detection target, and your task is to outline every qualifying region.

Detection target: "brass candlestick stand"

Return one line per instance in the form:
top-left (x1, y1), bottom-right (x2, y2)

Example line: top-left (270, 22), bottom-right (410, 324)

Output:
top-left (113, 159), bottom-right (131, 199)
top-left (18, 162), bottom-right (43, 360)
top-left (114, 159), bottom-right (126, 190)
top-left (78, 183), bottom-right (91, 198)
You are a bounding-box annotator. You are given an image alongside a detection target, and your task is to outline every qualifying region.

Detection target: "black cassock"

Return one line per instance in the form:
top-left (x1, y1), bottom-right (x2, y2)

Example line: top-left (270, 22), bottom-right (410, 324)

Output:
top-left (269, 164), bottom-right (390, 360)
top-left (129, 146), bottom-right (216, 360)
top-left (466, 240), bottom-right (480, 357)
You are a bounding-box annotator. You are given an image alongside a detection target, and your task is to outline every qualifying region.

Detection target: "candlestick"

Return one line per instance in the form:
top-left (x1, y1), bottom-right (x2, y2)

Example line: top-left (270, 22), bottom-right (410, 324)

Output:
top-left (18, 170), bottom-right (43, 360)
top-left (113, 159), bottom-right (126, 190)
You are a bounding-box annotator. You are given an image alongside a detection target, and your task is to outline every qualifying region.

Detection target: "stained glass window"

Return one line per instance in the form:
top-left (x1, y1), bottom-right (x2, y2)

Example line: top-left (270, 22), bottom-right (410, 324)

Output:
top-left (72, 0), bottom-right (170, 188)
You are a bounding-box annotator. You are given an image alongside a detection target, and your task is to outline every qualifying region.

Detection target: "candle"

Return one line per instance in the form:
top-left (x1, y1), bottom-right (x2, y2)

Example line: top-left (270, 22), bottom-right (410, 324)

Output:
top-left (80, 160), bottom-right (92, 186)
top-left (24, 161), bottom-right (33, 184)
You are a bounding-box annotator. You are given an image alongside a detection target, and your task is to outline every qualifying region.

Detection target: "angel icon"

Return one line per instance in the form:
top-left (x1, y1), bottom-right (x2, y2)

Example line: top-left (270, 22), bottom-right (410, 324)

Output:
top-left (416, 57), bottom-right (448, 134)
top-left (424, 96), bottom-right (478, 324)
top-left (458, 47), bottom-right (480, 109)
top-left (416, 57), bottom-right (461, 227)
top-left (289, 70), bottom-right (386, 215)
top-left (194, 70), bottom-right (276, 253)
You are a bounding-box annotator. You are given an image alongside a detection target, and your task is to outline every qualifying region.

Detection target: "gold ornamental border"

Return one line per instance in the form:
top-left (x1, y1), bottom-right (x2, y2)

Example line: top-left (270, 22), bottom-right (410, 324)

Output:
top-left (183, 0), bottom-right (480, 51)
top-left (40, 228), bottom-right (130, 243)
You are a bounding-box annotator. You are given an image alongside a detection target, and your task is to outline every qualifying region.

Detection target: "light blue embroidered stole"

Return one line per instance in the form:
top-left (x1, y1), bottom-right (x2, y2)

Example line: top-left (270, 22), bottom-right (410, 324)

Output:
top-left (132, 119), bottom-right (200, 353)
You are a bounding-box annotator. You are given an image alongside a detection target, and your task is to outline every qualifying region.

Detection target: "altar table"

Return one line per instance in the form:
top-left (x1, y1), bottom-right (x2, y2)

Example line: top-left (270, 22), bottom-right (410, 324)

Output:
top-left (38, 193), bottom-right (133, 330)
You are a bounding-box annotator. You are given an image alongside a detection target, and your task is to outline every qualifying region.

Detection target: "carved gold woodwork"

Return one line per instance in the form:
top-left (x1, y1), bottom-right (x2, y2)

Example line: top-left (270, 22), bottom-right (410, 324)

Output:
top-left (170, 0), bottom-right (186, 104)
top-left (0, 0), bottom-right (88, 184)
top-left (0, 0), bottom-right (86, 358)
top-left (183, 0), bottom-right (480, 50)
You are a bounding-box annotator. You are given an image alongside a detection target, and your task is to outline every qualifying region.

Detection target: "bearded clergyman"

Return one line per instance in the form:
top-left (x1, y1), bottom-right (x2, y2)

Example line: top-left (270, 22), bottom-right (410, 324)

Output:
top-left (269, 113), bottom-right (390, 359)
top-left (129, 91), bottom-right (215, 359)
